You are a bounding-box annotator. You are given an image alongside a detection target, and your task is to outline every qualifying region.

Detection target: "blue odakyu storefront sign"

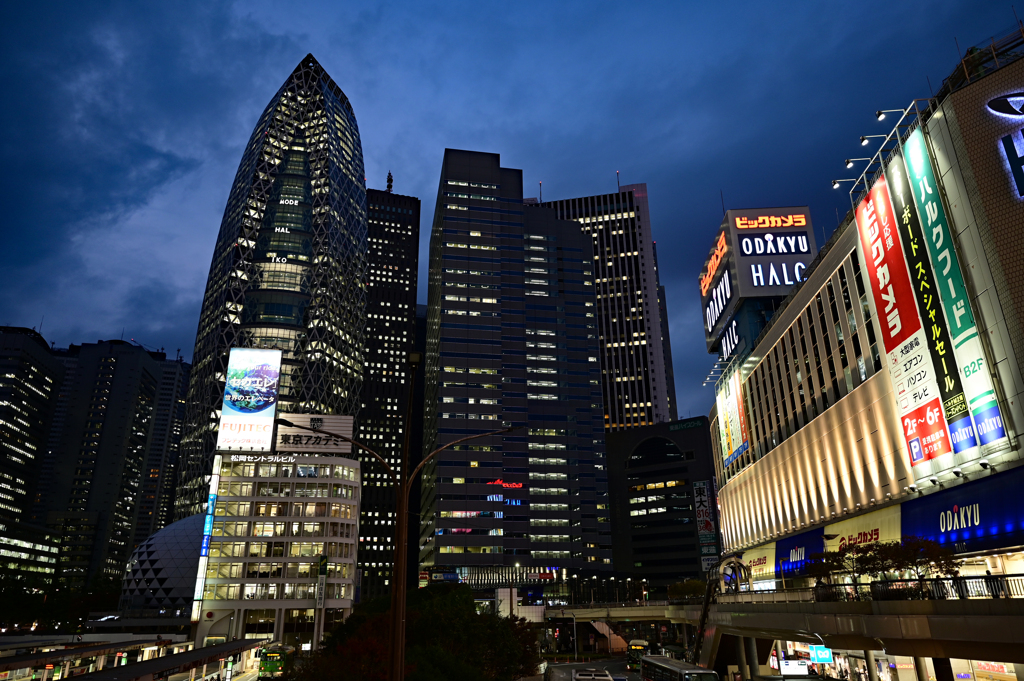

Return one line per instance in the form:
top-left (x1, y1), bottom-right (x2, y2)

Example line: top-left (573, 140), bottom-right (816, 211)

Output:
top-left (901, 464), bottom-right (1024, 553)
top-left (775, 527), bottom-right (823, 577)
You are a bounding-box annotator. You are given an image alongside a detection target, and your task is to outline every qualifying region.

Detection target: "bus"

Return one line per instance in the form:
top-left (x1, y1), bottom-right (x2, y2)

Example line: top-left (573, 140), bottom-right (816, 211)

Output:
top-left (258, 644), bottom-right (295, 680)
top-left (628, 640), bottom-right (652, 670)
top-left (640, 656), bottom-right (719, 681)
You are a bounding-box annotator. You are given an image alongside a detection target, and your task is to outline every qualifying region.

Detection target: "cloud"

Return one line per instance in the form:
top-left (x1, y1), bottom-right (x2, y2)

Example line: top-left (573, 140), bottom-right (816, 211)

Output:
top-left (0, 0), bottom-right (1012, 414)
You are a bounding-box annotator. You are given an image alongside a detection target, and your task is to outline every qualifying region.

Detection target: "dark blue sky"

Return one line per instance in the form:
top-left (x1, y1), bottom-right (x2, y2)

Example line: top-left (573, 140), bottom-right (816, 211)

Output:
top-left (0, 1), bottom-right (1011, 418)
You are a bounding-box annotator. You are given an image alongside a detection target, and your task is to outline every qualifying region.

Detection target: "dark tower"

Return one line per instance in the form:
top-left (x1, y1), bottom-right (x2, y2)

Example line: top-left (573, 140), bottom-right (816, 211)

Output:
top-left (176, 55), bottom-right (368, 518)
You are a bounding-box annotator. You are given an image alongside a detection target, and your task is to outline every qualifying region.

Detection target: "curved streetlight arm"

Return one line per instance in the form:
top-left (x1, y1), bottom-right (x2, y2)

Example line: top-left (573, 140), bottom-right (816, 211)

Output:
top-left (405, 426), bottom-right (516, 495)
top-left (275, 418), bottom-right (395, 481)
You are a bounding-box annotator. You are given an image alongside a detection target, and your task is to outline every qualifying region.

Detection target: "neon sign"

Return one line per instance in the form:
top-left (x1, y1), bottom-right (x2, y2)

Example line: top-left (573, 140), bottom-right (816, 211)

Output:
top-left (734, 213), bottom-right (807, 229)
top-left (486, 479), bottom-right (523, 489)
top-left (700, 232), bottom-right (728, 296)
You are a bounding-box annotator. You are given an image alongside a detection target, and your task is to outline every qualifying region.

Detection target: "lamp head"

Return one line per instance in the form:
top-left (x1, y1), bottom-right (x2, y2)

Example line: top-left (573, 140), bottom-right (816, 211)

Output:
top-left (876, 110), bottom-right (886, 121)
top-left (908, 483), bottom-right (918, 493)
top-left (832, 180), bottom-right (841, 189)
top-left (980, 459), bottom-right (991, 470)
top-left (845, 159), bottom-right (855, 169)
top-left (953, 468), bottom-right (963, 478)
top-left (929, 476), bottom-right (939, 486)
top-left (860, 136), bottom-right (870, 146)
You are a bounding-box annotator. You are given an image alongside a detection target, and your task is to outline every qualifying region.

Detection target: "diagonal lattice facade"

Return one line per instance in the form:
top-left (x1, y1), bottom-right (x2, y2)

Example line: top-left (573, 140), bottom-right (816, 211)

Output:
top-left (175, 55), bottom-right (367, 518)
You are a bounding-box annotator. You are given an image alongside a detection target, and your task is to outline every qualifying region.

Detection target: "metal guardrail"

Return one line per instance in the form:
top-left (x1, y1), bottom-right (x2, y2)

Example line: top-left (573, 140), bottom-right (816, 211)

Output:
top-left (717, 576), bottom-right (1024, 603)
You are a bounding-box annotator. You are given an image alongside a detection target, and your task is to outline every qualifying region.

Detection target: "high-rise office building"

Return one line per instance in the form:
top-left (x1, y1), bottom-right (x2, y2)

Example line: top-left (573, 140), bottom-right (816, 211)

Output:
top-left (605, 416), bottom-right (719, 586)
top-left (42, 340), bottom-right (161, 587)
top-left (0, 327), bottom-right (64, 580)
top-left (0, 327), bottom-right (64, 523)
top-left (134, 358), bottom-right (191, 544)
top-left (420, 149), bottom-right (611, 576)
top-left (355, 184), bottom-right (420, 600)
top-left (177, 54), bottom-right (368, 518)
top-left (541, 184), bottom-right (676, 429)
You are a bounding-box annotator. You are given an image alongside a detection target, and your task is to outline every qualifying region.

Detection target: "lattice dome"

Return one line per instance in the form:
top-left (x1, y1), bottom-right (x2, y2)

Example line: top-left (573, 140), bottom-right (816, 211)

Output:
top-left (119, 514), bottom-right (203, 611)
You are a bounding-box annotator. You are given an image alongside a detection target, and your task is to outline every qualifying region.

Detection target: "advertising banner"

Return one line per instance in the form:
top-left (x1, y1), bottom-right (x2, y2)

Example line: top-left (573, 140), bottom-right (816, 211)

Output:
top-left (824, 504), bottom-right (901, 552)
top-left (854, 177), bottom-right (951, 467)
top-left (216, 348), bottom-right (283, 451)
top-left (693, 480), bottom-right (717, 552)
top-left (743, 543), bottom-right (776, 582)
top-left (715, 366), bottom-right (749, 466)
top-left (885, 151), bottom-right (974, 451)
top-left (904, 128), bottom-right (1006, 448)
top-left (276, 414), bottom-right (354, 453)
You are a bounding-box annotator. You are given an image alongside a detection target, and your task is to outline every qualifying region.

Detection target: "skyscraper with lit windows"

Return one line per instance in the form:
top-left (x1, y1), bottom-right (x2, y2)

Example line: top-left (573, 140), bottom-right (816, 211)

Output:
top-left (176, 54), bottom-right (368, 518)
top-left (541, 185), bottom-right (678, 429)
top-left (419, 149), bottom-right (611, 577)
top-left (357, 182), bottom-right (420, 599)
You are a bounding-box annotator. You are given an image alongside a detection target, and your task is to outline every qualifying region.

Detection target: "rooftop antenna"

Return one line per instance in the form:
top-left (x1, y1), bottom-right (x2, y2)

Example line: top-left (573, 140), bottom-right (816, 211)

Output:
top-left (926, 75), bottom-right (934, 98)
top-left (387, 170), bottom-right (393, 193)
top-left (720, 189), bottom-right (726, 217)
top-left (616, 171), bottom-right (620, 192)
top-left (39, 315), bottom-right (44, 335)
top-left (539, 181), bottom-right (542, 203)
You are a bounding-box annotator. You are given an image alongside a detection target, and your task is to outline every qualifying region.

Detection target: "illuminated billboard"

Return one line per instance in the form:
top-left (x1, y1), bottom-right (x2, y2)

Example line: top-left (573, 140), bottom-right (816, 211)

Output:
top-left (904, 131), bottom-right (1006, 450)
top-left (885, 151), bottom-right (975, 451)
top-left (715, 365), bottom-right (749, 467)
top-left (855, 176), bottom-right (951, 469)
top-left (215, 348), bottom-right (283, 451)
top-left (700, 207), bottom-right (817, 354)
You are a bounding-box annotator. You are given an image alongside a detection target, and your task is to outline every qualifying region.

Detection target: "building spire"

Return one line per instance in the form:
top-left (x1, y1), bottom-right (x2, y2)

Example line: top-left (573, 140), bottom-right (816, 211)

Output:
top-left (387, 170), bottom-right (393, 193)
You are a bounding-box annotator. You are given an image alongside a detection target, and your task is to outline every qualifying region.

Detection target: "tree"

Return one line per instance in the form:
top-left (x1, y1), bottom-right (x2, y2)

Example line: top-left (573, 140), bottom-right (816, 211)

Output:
top-left (888, 535), bottom-right (962, 579)
top-left (806, 543), bottom-right (879, 583)
top-left (668, 579), bottom-right (706, 599)
top-left (290, 583), bottom-right (541, 681)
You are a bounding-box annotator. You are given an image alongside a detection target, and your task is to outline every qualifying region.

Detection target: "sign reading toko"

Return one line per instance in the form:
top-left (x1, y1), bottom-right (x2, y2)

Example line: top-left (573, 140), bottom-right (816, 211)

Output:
top-left (216, 348), bottom-right (283, 451)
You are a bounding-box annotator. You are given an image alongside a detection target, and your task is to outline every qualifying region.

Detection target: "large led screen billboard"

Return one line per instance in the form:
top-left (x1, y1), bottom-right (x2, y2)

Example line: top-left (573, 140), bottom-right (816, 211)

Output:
top-left (216, 348), bottom-right (283, 451)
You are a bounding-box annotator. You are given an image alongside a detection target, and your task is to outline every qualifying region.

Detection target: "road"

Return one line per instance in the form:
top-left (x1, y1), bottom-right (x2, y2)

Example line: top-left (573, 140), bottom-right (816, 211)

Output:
top-left (542, 656), bottom-right (638, 681)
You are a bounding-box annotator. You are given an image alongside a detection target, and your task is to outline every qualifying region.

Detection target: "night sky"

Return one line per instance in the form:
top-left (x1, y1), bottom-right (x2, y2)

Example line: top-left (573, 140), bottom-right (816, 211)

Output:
top-left (0, 1), bottom-right (1011, 419)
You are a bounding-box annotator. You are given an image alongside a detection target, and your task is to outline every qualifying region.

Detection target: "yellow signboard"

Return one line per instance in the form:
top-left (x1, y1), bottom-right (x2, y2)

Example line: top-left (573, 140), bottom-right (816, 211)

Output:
top-left (743, 542), bottom-right (776, 582)
top-left (824, 505), bottom-right (901, 552)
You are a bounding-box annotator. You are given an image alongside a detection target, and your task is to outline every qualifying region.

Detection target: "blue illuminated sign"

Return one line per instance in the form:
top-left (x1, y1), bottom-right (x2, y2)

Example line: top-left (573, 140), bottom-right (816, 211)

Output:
top-left (774, 527), bottom-right (823, 577)
top-left (901, 464), bottom-right (1024, 552)
top-left (809, 646), bottom-right (833, 664)
top-left (200, 535), bottom-right (211, 557)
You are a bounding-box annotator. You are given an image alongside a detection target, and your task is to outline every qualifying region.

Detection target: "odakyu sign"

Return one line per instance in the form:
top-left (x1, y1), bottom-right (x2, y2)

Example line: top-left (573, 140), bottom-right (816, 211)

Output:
top-left (901, 463), bottom-right (1024, 553)
top-left (216, 348), bottom-right (283, 452)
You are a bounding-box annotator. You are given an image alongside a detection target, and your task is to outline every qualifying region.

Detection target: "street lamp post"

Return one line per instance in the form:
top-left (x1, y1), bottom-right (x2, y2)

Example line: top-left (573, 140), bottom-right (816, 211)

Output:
top-left (276, 353), bottom-right (515, 681)
top-left (561, 610), bottom-right (578, 662)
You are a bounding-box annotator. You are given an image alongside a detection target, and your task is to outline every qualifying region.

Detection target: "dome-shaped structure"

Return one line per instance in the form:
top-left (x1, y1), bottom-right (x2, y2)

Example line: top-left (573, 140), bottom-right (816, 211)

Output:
top-left (119, 513), bottom-right (203, 612)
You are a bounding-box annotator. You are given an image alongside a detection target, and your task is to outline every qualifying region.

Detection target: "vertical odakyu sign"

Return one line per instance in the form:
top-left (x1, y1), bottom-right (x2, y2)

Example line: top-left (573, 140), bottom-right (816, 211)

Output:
top-left (885, 151), bottom-right (974, 452)
top-left (854, 176), bottom-right (951, 468)
top-left (904, 129), bottom-right (1006, 447)
top-left (216, 348), bottom-right (283, 451)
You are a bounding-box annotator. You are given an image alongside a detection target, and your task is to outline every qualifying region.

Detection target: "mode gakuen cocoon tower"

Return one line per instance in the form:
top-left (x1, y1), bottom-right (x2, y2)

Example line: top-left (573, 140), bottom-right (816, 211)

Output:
top-left (176, 55), bottom-right (368, 518)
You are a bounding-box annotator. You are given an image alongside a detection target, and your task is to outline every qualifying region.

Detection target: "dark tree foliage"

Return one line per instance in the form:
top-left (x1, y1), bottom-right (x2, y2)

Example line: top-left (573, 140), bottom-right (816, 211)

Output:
top-left (289, 583), bottom-right (540, 681)
top-left (667, 579), bottom-right (706, 599)
top-left (805, 535), bottom-right (962, 582)
top-left (0, 566), bottom-right (121, 632)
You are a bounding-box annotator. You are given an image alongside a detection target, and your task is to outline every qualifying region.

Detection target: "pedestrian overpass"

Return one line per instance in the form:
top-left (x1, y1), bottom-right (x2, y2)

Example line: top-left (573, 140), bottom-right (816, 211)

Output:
top-left (545, 581), bottom-right (1024, 670)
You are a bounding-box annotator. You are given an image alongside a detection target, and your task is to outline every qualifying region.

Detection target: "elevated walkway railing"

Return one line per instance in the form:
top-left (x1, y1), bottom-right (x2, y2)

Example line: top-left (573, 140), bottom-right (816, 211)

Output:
top-left (719, 575), bottom-right (1024, 604)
